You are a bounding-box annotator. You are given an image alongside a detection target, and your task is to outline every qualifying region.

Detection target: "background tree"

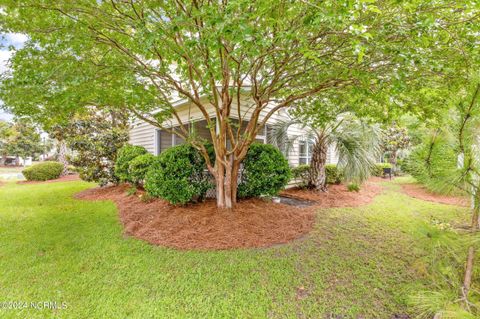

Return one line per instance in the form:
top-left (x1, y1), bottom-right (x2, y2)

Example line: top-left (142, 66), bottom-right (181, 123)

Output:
top-left (1, 118), bottom-right (44, 165)
top-left (0, 119), bottom-right (13, 165)
top-left (63, 109), bottom-right (129, 186)
top-left (1, 0), bottom-right (475, 208)
top-left (381, 123), bottom-right (410, 170)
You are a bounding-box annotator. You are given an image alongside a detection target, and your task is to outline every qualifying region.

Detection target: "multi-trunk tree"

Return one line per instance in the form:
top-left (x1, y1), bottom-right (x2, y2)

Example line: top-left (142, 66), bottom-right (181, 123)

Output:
top-left (0, 0), bottom-right (477, 208)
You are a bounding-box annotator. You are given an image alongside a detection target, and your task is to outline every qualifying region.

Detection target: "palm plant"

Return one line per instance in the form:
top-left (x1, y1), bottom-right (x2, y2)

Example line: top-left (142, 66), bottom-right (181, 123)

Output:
top-left (271, 113), bottom-right (381, 191)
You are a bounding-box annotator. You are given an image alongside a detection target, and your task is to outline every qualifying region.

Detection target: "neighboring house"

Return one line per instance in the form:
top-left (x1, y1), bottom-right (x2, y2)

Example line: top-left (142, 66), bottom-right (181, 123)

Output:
top-left (1, 155), bottom-right (32, 166)
top-left (129, 98), bottom-right (338, 167)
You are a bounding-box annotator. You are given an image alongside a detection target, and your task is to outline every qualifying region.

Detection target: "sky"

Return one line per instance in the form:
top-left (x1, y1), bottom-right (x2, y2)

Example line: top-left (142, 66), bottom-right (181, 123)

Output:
top-left (0, 32), bottom-right (28, 121)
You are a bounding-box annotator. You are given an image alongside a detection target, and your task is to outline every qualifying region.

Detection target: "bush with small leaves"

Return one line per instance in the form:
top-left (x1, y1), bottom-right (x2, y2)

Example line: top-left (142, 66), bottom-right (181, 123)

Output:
top-left (291, 164), bottom-right (311, 188)
top-left (115, 144), bottom-right (148, 183)
top-left (292, 164), bottom-right (343, 188)
top-left (144, 144), bottom-right (212, 205)
top-left (238, 143), bottom-right (291, 198)
top-left (128, 153), bottom-right (157, 186)
top-left (22, 161), bottom-right (64, 181)
top-left (325, 164), bottom-right (343, 184)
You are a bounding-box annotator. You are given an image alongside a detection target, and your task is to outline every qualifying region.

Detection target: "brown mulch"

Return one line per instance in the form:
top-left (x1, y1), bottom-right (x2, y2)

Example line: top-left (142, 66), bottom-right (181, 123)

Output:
top-left (400, 183), bottom-right (469, 207)
top-left (18, 174), bottom-right (81, 185)
top-left (75, 184), bottom-right (316, 250)
top-left (75, 179), bottom-right (386, 250)
top-left (281, 180), bottom-right (384, 208)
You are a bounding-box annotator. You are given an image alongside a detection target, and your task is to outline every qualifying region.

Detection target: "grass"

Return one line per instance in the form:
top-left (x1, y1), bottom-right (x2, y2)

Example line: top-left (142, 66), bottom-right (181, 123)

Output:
top-left (0, 179), bottom-right (472, 318)
top-left (0, 166), bottom-right (24, 173)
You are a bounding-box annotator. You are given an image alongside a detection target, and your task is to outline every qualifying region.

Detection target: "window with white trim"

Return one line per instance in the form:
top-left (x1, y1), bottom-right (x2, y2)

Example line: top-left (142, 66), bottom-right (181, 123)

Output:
top-left (299, 139), bottom-right (314, 165)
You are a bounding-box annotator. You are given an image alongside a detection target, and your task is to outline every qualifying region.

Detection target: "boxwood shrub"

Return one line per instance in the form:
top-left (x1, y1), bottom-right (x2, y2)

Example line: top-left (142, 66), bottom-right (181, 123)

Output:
top-left (291, 164), bottom-right (311, 188)
top-left (128, 153), bottom-right (157, 186)
top-left (238, 143), bottom-right (291, 198)
top-left (22, 161), bottom-right (64, 181)
top-left (291, 163), bottom-right (343, 187)
top-left (325, 164), bottom-right (343, 184)
top-left (144, 144), bottom-right (212, 205)
top-left (115, 144), bottom-right (148, 183)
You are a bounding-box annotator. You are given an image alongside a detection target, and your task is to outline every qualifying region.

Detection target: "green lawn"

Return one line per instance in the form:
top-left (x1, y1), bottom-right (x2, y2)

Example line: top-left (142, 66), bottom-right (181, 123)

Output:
top-left (0, 166), bottom-right (24, 173)
top-left (0, 179), bottom-right (470, 318)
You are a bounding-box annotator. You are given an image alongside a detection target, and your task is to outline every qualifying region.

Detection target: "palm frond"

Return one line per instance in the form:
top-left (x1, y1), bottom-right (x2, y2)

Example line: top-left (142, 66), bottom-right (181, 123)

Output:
top-left (269, 118), bottom-right (309, 156)
top-left (331, 117), bottom-right (382, 183)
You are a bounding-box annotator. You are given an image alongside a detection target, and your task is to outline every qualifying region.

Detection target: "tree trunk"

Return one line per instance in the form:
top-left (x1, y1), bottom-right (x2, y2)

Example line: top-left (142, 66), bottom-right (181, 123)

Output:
top-left (309, 139), bottom-right (328, 191)
top-left (58, 140), bottom-right (69, 176)
top-left (214, 152), bottom-right (242, 210)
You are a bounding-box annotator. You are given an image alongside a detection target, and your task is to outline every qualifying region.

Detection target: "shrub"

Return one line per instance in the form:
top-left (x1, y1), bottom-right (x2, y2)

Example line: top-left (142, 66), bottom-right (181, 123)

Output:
top-left (22, 161), bottom-right (64, 181)
top-left (291, 164), bottom-right (311, 188)
top-left (115, 144), bottom-right (148, 183)
top-left (372, 163), bottom-right (392, 177)
top-left (128, 153), bottom-right (156, 186)
top-left (67, 165), bottom-right (77, 173)
top-left (238, 143), bottom-right (291, 198)
top-left (63, 111), bottom-right (130, 186)
top-left (144, 144), bottom-right (212, 205)
top-left (347, 182), bottom-right (360, 192)
top-left (325, 164), bottom-right (343, 184)
top-left (291, 164), bottom-right (343, 187)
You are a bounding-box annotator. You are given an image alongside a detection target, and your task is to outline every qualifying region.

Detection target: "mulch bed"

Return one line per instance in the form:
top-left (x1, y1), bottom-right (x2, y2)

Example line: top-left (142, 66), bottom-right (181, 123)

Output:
top-left (400, 183), bottom-right (469, 207)
top-left (75, 179), bottom-right (385, 250)
top-left (75, 184), bottom-right (316, 250)
top-left (18, 174), bottom-right (81, 185)
top-left (281, 181), bottom-right (383, 208)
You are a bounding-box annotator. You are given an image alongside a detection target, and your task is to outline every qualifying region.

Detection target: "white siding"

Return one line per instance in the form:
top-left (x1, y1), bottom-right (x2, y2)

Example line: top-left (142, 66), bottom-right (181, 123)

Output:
top-left (129, 121), bottom-right (156, 154)
top-left (129, 97), bottom-right (339, 166)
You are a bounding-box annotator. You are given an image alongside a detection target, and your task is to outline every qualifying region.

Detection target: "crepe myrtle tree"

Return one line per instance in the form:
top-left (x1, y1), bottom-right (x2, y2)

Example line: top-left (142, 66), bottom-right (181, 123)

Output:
top-left (1, 1), bottom-right (477, 208)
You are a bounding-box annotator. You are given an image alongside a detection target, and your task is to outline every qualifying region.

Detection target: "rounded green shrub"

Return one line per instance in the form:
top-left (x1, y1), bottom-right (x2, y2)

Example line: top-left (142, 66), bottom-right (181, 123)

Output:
top-left (292, 164), bottom-right (343, 187)
top-left (238, 143), bottom-right (291, 198)
top-left (22, 161), bottom-right (64, 181)
top-left (115, 144), bottom-right (148, 183)
top-left (128, 153), bottom-right (156, 186)
top-left (291, 164), bottom-right (311, 188)
top-left (325, 164), bottom-right (343, 184)
top-left (144, 144), bottom-right (212, 205)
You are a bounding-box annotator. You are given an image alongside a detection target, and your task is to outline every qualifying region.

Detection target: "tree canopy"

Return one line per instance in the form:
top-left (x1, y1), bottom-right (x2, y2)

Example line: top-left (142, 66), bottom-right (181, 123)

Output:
top-left (0, 0), bottom-right (479, 207)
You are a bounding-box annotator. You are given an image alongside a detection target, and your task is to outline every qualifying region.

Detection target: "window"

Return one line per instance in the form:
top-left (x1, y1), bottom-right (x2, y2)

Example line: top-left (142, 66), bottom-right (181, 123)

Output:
top-left (155, 129), bottom-right (178, 155)
top-left (254, 124), bottom-right (267, 144)
top-left (299, 139), bottom-right (314, 165)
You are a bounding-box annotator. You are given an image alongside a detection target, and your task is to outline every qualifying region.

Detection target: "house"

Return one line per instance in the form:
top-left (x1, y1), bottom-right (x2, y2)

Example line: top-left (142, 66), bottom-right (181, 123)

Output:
top-left (1, 155), bottom-right (32, 166)
top-left (129, 97), bottom-right (338, 167)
